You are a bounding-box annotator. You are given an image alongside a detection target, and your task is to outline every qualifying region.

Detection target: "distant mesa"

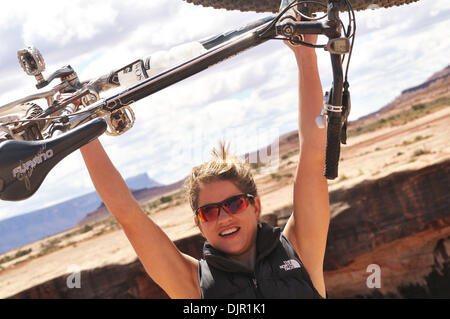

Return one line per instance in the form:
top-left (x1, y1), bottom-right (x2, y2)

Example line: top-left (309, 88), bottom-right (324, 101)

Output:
top-left (348, 64), bottom-right (450, 125)
top-left (125, 172), bottom-right (162, 191)
top-left (76, 178), bottom-right (185, 227)
top-left (401, 65), bottom-right (450, 95)
top-left (0, 173), bottom-right (165, 254)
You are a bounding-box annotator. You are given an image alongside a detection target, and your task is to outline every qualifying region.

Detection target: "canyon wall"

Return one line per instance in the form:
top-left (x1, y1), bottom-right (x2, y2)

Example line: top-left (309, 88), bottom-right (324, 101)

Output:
top-left (324, 159), bottom-right (449, 271)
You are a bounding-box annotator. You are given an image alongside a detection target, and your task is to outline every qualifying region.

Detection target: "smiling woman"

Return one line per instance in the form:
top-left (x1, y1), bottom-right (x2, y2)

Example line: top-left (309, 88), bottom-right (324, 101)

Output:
top-left (186, 153), bottom-right (325, 298)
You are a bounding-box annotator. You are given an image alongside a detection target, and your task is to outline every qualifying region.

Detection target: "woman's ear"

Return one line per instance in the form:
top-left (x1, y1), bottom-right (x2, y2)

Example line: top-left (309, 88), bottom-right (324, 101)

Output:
top-left (194, 215), bottom-right (205, 237)
top-left (253, 196), bottom-right (262, 220)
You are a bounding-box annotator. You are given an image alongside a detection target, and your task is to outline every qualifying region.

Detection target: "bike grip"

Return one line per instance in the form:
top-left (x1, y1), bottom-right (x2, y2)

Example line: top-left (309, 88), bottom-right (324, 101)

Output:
top-left (324, 114), bottom-right (342, 180)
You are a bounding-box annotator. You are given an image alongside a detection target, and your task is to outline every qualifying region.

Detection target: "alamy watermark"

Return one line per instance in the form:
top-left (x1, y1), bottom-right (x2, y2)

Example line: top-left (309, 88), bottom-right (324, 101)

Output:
top-left (170, 125), bottom-right (280, 175)
top-left (366, 264), bottom-right (381, 289)
top-left (66, 264), bottom-right (81, 289)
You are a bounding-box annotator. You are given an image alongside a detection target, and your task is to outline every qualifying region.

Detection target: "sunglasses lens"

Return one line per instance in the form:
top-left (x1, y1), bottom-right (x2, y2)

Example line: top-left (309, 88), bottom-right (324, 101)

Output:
top-left (224, 196), bottom-right (248, 214)
top-left (198, 205), bottom-right (220, 222)
top-left (196, 195), bottom-right (252, 222)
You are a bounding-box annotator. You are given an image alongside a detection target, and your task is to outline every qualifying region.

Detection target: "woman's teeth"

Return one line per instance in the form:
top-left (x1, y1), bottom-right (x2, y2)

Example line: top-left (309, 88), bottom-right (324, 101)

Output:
top-left (220, 227), bottom-right (239, 236)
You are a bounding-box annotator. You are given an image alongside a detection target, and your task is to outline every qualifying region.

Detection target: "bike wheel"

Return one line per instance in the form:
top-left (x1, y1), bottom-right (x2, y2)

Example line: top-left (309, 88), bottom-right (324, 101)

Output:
top-left (183, 0), bottom-right (419, 13)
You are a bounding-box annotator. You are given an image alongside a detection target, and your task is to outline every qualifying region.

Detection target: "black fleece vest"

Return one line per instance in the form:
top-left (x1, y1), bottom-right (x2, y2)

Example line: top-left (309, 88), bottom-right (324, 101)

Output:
top-left (198, 222), bottom-right (324, 299)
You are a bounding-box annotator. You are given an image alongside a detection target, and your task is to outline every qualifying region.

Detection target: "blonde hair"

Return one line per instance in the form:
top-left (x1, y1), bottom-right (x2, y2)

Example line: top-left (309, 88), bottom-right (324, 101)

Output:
top-left (184, 141), bottom-right (258, 211)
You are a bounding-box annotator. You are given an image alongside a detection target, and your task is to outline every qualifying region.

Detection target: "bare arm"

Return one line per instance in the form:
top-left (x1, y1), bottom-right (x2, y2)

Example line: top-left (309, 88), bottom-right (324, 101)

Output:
top-left (282, 38), bottom-right (330, 298)
top-left (80, 139), bottom-right (200, 298)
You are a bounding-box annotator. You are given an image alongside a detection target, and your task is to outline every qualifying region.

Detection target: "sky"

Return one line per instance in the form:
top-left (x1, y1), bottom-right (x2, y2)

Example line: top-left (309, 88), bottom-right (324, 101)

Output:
top-left (0, 0), bottom-right (449, 221)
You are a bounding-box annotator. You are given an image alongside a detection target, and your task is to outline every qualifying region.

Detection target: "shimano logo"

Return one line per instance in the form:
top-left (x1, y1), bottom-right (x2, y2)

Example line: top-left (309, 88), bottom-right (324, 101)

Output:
top-left (280, 259), bottom-right (302, 271)
top-left (12, 149), bottom-right (54, 180)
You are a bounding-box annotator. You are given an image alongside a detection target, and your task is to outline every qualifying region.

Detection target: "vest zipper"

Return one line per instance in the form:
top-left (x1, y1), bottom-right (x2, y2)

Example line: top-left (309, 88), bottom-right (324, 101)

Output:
top-left (251, 275), bottom-right (263, 298)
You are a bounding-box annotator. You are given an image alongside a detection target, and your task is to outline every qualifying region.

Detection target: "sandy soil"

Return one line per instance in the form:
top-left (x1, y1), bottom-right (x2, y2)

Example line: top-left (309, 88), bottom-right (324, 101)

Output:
top-left (0, 106), bottom-right (449, 298)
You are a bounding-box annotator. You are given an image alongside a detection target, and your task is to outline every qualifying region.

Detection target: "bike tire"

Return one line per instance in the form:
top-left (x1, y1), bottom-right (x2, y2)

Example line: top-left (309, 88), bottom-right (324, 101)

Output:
top-left (324, 114), bottom-right (342, 179)
top-left (183, 0), bottom-right (419, 13)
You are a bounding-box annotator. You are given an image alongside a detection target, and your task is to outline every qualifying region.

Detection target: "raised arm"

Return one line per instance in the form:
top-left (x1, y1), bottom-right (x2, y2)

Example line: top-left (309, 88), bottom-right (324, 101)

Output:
top-left (282, 36), bottom-right (330, 298)
top-left (80, 139), bottom-right (200, 298)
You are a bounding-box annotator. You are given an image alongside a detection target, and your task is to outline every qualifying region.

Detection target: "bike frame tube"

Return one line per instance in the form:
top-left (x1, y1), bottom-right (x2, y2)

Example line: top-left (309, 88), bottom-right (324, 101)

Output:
top-left (102, 16), bottom-right (277, 112)
top-left (62, 15), bottom-right (278, 129)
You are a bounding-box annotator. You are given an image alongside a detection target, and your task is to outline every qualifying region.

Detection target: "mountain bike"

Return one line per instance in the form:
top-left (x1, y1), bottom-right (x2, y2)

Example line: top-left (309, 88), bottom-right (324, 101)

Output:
top-left (0, 0), bottom-right (419, 201)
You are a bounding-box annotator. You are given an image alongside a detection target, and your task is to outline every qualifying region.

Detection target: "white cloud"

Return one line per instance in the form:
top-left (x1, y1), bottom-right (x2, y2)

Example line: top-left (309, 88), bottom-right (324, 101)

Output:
top-left (23, 2), bottom-right (118, 45)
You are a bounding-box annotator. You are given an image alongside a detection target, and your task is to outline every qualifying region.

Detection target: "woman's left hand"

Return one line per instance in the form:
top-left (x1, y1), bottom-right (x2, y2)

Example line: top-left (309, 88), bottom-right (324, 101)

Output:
top-left (283, 14), bottom-right (319, 56)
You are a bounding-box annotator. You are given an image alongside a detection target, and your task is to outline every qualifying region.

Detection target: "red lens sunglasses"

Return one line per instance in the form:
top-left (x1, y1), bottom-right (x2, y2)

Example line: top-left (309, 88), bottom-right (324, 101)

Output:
top-left (195, 193), bottom-right (255, 223)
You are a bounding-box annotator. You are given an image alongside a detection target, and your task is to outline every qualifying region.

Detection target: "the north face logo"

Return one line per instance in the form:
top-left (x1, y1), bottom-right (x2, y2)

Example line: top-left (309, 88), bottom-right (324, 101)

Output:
top-left (280, 259), bottom-right (302, 271)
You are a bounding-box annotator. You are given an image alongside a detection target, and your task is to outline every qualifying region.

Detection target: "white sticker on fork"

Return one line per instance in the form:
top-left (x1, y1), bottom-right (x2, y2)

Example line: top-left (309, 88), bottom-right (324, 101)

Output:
top-left (117, 61), bottom-right (147, 87)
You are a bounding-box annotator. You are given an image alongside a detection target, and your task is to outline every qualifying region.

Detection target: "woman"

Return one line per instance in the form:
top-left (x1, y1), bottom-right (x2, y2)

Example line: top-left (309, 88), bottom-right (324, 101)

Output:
top-left (80, 32), bottom-right (329, 299)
